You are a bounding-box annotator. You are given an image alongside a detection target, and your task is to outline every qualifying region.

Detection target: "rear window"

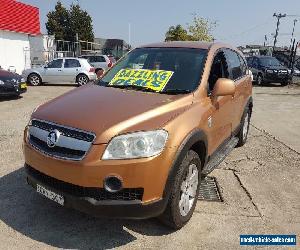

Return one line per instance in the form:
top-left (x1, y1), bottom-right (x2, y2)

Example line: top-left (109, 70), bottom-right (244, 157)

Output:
top-left (98, 47), bottom-right (207, 93)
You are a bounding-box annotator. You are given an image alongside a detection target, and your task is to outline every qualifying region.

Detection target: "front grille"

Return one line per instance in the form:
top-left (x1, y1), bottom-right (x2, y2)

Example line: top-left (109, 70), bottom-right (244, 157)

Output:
top-left (30, 135), bottom-right (85, 160)
top-left (31, 119), bottom-right (95, 142)
top-left (26, 165), bottom-right (144, 201)
top-left (28, 119), bottom-right (95, 160)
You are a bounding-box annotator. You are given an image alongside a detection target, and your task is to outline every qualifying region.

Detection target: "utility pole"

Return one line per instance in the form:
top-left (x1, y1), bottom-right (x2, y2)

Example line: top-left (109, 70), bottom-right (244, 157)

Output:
top-left (263, 35), bottom-right (267, 47)
top-left (290, 19), bottom-right (298, 50)
top-left (273, 13), bottom-right (287, 53)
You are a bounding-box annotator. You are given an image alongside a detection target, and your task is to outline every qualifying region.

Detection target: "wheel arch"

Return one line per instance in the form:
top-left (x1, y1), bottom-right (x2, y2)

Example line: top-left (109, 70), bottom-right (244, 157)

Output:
top-left (162, 129), bottom-right (208, 202)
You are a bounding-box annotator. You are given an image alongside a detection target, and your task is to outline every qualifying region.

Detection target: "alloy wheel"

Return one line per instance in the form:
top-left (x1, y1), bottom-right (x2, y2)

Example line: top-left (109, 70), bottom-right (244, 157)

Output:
top-left (179, 163), bottom-right (199, 217)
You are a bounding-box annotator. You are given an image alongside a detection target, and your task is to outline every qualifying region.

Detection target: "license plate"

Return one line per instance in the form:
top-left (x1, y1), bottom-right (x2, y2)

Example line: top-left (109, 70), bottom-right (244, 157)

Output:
top-left (36, 184), bottom-right (64, 205)
top-left (20, 83), bottom-right (27, 89)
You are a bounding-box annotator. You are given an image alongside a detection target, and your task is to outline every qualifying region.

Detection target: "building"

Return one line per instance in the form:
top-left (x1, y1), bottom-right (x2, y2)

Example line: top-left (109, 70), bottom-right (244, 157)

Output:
top-left (0, 0), bottom-right (40, 74)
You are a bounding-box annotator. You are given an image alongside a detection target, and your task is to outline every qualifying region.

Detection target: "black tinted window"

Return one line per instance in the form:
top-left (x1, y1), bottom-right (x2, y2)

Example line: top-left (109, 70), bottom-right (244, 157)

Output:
top-left (47, 59), bottom-right (63, 68)
top-left (64, 59), bottom-right (81, 68)
top-left (224, 49), bottom-right (242, 80)
top-left (239, 55), bottom-right (247, 75)
top-left (208, 51), bottom-right (229, 91)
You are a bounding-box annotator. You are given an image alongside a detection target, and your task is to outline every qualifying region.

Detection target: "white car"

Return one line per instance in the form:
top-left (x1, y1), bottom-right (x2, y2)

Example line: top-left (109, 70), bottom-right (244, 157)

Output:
top-left (22, 58), bottom-right (97, 86)
top-left (79, 55), bottom-right (113, 74)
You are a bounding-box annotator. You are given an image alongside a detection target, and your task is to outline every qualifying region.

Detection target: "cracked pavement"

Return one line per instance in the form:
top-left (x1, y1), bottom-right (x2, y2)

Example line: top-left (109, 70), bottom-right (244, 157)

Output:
top-left (0, 84), bottom-right (299, 249)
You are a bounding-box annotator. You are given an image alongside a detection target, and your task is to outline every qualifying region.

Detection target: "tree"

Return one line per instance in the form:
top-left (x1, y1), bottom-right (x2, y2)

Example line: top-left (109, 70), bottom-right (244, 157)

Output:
top-left (46, 1), bottom-right (69, 40)
top-left (187, 15), bottom-right (216, 42)
top-left (164, 15), bottom-right (216, 42)
top-left (46, 2), bottom-right (94, 42)
top-left (67, 4), bottom-right (94, 42)
top-left (165, 25), bottom-right (190, 42)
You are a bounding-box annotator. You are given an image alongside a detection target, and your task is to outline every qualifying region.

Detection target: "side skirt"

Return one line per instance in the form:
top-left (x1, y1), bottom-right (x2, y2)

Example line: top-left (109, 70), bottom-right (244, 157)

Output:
top-left (202, 137), bottom-right (239, 175)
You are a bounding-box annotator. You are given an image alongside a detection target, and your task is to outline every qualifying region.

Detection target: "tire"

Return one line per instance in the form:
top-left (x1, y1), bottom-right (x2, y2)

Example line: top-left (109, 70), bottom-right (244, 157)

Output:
top-left (281, 81), bottom-right (288, 86)
top-left (159, 150), bottom-right (202, 229)
top-left (28, 73), bottom-right (42, 86)
top-left (76, 74), bottom-right (89, 86)
top-left (257, 74), bottom-right (263, 86)
top-left (236, 107), bottom-right (251, 147)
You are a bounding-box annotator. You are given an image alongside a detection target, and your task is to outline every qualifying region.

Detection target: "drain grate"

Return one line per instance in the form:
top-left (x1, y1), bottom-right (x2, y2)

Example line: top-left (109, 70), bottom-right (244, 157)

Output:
top-left (198, 176), bottom-right (223, 202)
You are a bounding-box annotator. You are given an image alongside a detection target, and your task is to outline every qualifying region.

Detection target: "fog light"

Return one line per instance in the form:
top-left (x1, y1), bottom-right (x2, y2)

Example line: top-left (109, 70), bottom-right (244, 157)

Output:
top-left (104, 176), bottom-right (123, 193)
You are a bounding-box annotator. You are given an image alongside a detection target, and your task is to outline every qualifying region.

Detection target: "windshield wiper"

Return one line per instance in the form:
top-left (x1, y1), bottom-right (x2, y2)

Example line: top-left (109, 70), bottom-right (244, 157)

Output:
top-left (106, 84), bottom-right (157, 93)
top-left (161, 89), bottom-right (192, 95)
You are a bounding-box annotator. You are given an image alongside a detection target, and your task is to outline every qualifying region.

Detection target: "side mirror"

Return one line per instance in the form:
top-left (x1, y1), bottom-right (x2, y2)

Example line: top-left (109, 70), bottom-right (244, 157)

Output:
top-left (212, 78), bottom-right (235, 97)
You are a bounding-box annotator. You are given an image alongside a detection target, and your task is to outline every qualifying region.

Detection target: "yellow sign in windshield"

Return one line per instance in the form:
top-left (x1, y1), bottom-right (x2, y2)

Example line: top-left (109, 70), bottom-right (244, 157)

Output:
top-left (109, 69), bottom-right (174, 92)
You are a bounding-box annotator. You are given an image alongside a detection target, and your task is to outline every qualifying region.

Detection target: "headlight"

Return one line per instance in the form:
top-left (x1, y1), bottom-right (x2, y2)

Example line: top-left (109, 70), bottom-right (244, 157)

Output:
top-left (0, 80), bottom-right (4, 85)
top-left (266, 69), bottom-right (273, 73)
top-left (21, 78), bottom-right (25, 82)
top-left (102, 130), bottom-right (168, 160)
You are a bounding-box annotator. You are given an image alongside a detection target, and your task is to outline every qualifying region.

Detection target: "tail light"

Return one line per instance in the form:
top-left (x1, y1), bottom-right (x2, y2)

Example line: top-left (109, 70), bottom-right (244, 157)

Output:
top-left (89, 67), bottom-right (95, 72)
top-left (108, 59), bottom-right (113, 68)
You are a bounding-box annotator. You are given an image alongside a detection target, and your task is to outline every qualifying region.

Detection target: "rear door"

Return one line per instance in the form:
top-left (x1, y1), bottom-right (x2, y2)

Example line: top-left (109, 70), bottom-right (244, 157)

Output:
top-left (224, 49), bottom-right (251, 132)
top-left (63, 59), bottom-right (81, 82)
top-left (43, 59), bottom-right (64, 82)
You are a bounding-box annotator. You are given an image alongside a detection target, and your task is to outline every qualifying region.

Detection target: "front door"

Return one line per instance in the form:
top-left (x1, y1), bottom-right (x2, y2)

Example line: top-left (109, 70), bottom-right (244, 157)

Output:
top-left (43, 59), bottom-right (64, 83)
top-left (206, 50), bottom-right (234, 154)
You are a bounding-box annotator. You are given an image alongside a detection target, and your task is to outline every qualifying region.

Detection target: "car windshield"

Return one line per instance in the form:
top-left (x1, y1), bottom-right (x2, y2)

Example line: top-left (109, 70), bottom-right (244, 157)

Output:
top-left (97, 47), bottom-right (207, 94)
top-left (259, 57), bottom-right (282, 67)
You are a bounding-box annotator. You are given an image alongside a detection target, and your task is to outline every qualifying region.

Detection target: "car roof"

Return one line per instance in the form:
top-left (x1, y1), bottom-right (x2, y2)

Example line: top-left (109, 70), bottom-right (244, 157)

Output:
top-left (138, 41), bottom-right (214, 49)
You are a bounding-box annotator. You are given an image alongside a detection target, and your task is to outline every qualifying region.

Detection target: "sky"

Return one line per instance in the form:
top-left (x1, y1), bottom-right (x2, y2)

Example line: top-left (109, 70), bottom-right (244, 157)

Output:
top-left (20, 0), bottom-right (300, 48)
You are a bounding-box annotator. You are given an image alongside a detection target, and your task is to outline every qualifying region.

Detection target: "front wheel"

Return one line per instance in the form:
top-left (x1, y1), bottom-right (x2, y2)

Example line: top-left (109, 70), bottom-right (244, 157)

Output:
top-left (159, 150), bottom-right (201, 229)
top-left (76, 74), bottom-right (89, 86)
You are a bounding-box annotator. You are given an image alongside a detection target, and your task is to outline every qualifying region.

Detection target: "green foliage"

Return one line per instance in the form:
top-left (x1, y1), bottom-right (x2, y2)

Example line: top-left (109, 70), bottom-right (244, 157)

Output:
top-left (165, 25), bottom-right (190, 41)
top-left (46, 1), bottom-right (94, 42)
top-left (165, 15), bottom-right (216, 42)
top-left (46, 1), bottom-right (68, 40)
top-left (187, 15), bottom-right (216, 42)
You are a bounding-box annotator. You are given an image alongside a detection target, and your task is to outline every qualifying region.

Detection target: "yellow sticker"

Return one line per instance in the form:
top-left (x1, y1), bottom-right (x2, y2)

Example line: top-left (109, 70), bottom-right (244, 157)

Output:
top-left (108, 69), bottom-right (174, 92)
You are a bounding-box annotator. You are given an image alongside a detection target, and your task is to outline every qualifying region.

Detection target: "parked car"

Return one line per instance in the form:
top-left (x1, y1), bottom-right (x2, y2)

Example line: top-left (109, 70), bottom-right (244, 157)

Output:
top-left (247, 56), bottom-right (289, 86)
top-left (22, 58), bottom-right (97, 86)
top-left (288, 66), bottom-right (300, 77)
top-left (0, 69), bottom-right (27, 97)
top-left (23, 42), bottom-right (253, 229)
top-left (79, 55), bottom-right (113, 75)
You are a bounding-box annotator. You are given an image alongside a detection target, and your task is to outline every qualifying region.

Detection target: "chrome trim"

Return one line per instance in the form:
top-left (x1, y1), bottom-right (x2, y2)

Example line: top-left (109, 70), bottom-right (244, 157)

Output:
top-left (29, 126), bottom-right (91, 151)
top-left (31, 119), bottom-right (96, 141)
top-left (28, 119), bottom-right (96, 161)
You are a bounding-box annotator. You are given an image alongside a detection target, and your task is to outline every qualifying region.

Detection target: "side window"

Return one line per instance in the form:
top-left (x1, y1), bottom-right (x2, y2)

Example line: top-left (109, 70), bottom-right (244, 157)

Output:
top-left (224, 49), bottom-right (242, 80)
top-left (246, 57), bottom-right (253, 67)
top-left (47, 59), bottom-right (63, 68)
top-left (252, 58), bottom-right (259, 68)
top-left (88, 56), bottom-right (95, 63)
top-left (64, 59), bottom-right (81, 68)
top-left (95, 56), bottom-right (106, 62)
top-left (208, 50), bottom-right (229, 92)
top-left (239, 55), bottom-right (247, 76)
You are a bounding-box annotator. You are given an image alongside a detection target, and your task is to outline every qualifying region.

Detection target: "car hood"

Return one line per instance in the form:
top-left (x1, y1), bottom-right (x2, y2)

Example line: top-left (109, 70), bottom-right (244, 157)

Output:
top-left (0, 70), bottom-right (22, 81)
top-left (32, 84), bottom-right (193, 144)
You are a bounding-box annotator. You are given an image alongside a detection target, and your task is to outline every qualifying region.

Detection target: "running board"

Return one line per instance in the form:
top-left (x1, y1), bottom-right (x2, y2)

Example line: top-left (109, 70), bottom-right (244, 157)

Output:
top-left (202, 137), bottom-right (239, 175)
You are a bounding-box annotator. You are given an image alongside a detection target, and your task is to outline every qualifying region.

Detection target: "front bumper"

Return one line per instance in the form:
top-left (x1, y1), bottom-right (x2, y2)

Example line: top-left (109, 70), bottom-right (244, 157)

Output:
top-left (264, 72), bottom-right (290, 82)
top-left (25, 164), bottom-right (166, 219)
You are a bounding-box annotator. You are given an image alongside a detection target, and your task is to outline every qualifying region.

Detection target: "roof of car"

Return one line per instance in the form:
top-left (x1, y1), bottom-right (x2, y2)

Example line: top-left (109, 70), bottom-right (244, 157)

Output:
top-left (138, 41), bottom-right (214, 49)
